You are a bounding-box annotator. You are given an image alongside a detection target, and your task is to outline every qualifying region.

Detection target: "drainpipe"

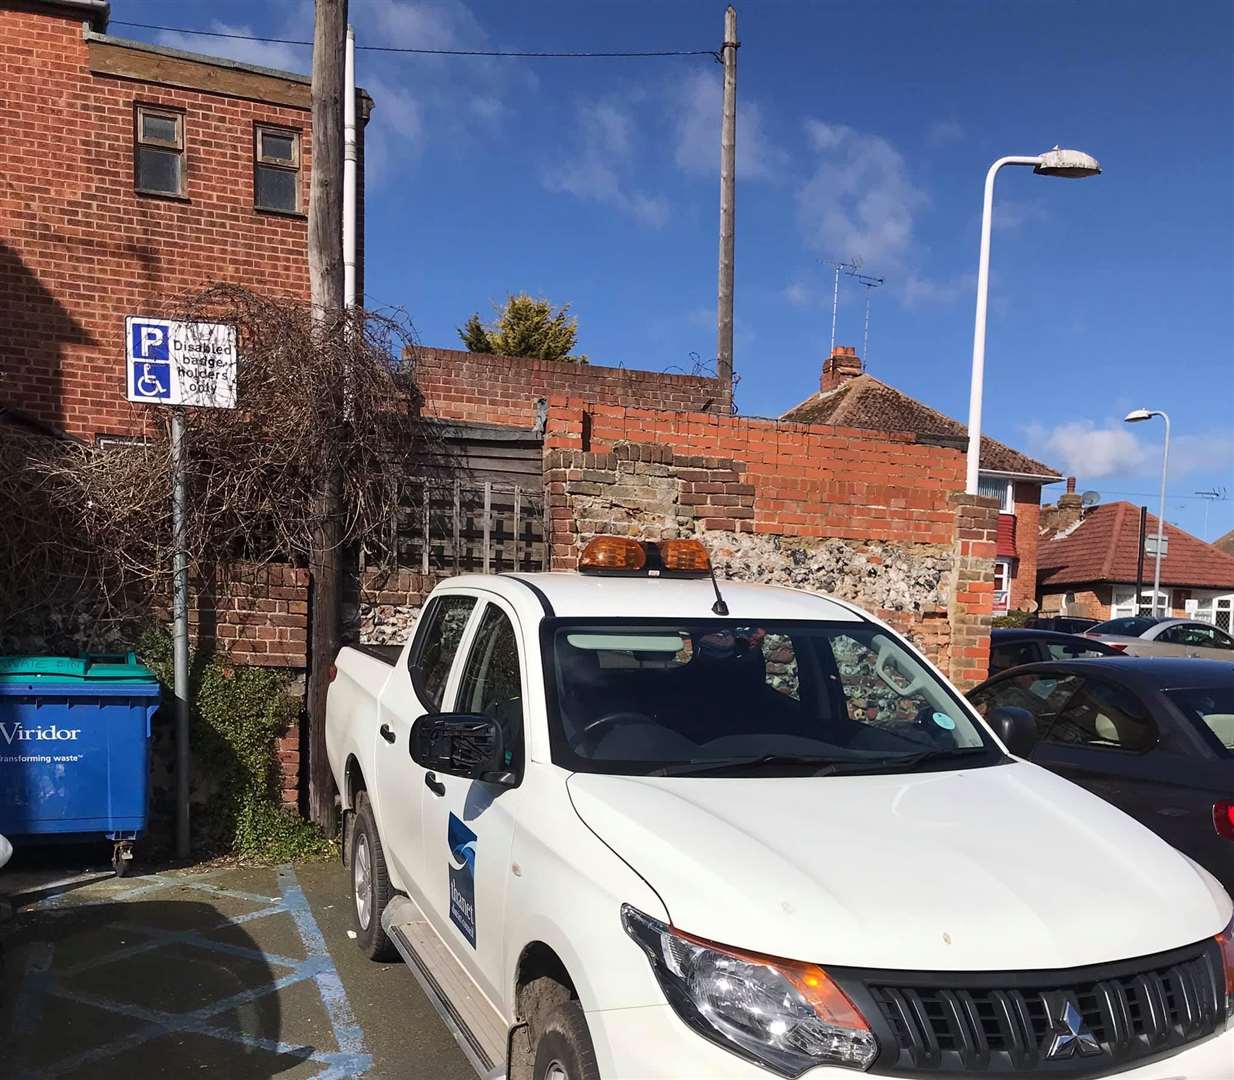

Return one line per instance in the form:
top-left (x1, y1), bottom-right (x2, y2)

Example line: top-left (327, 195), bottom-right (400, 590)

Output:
top-left (342, 24), bottom-right (357, 310)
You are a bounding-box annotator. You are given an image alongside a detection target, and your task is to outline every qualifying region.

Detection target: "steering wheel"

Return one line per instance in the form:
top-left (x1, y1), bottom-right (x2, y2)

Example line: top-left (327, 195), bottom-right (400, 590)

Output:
top-left (581, 711), bottom-right (654, 742)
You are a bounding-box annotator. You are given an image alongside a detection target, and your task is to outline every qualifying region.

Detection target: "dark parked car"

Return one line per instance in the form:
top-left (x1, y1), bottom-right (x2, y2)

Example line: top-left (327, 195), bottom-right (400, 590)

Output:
top-left (988, 627), bottom-right (1122, 677)
top-left (1024, 614), bottom-right (1099, 634)
top-left (969, 658), bottom-right (1234, 894)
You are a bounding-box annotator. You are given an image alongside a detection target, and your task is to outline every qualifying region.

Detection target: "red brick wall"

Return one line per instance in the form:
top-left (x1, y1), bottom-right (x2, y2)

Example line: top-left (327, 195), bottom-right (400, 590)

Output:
top-left (189, 563), bottom-right (309, 668)
top-left (0, 4), bottom-right (313, 440)
top-left (412, 346), bottom-right (732, 429)
top-left (544, 399), bottom-right (995, 687)
top-left (1009, 481), bottom-right (1042, 610)
top-left (546, 397), bottom-right (964, 545)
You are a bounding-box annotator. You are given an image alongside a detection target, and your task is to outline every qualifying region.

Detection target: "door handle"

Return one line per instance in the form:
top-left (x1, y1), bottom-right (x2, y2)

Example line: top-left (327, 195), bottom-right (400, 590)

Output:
top-left (379, 723), bottom-right (396, 744)
top-left (424, 772), bottom-right (446, 797)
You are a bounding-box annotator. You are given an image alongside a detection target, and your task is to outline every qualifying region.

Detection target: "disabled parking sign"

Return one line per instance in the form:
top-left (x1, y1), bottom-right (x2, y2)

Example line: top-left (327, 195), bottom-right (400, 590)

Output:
top-left (125, 316), bottom-right (237, 409)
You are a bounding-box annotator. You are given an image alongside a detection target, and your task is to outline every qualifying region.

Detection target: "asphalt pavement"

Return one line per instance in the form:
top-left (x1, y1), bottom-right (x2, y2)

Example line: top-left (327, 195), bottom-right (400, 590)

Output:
top-left (0, 851), bottom-right (474, 1080)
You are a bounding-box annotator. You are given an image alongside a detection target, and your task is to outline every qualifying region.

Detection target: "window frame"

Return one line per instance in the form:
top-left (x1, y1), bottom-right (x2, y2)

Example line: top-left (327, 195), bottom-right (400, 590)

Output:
top-left (453, 600), bottom-right (528, 781)
top-left (253, 122), bottom-right (303, 214)
top-left (407, 593), bottom-right (479, 712)
top-left (993, 557), bottom-right (1013, 611)
top-left (977, 475), bottom-right (1015, 514)
top-left (134, 103), bottom-right (186, 198)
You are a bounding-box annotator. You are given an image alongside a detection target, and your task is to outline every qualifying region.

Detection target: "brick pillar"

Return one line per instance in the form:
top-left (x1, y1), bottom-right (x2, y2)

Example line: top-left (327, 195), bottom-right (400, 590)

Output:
top-left (948, 493), bottom-right (999, 689)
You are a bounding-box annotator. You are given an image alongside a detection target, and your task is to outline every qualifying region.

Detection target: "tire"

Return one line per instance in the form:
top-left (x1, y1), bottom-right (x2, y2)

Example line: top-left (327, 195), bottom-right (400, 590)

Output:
top-left (532, 1000), bottom-right (601, 1080)
top-left (351, 794), bottom-right (397, 962)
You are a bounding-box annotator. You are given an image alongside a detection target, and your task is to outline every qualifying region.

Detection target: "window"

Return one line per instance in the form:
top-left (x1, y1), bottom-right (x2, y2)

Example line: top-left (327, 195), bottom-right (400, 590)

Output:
top-left (977, 476), bottom-right (1014, 513)
top-left (547, 622), bottom-right (993, 774)
top-left (255, 125), bottom-right (301, 212)
top-left (993, 558), bottom-right (1013, 611)
top-left (989, 640), bottom-right (1040, 674)
top-left (1045, 639), bottom-right (1118, 660)
top-left (1046, 679), bottom-right (1155, 752)
top-left (1092, 616), bottom-right (1162, 637)
top-left (456, 605), bottom-right (525, 773)
top-left (409, 595), bottom-right (476, 710)
top-left (1161, 623), bottom-right (1234, 650)
top-left (135, 105), bottom-right (184, 196)
top-left (1164, 687), bottom-right (1234, 755)
top-left (970, 673), bottom-right (1082, 739)
top-left (1111, 586), bottom-right (1170, 619)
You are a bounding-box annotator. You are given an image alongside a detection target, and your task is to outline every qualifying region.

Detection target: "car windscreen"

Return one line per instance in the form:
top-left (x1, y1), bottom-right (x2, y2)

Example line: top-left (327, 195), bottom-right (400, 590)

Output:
top-left (1165, 687), bottom-right (1234, 757)
top-left (545, 620), bottom-right (999, 776)
top-left (1091, 617), bottom-right (1162, 637)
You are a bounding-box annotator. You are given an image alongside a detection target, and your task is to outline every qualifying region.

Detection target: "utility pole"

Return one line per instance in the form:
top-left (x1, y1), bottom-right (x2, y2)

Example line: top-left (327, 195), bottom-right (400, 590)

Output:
top-left (715, 5), bottom-right (737, 387)
top-left (306, 0), bottom-right (346, 830)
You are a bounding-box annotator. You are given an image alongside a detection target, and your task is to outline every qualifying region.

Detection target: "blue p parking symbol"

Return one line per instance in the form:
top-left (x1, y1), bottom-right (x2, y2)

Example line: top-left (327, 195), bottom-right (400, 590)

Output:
top-left (130, 320), bottom-right (170, 361)
top-left (128, 318), bottom-right (173, 401)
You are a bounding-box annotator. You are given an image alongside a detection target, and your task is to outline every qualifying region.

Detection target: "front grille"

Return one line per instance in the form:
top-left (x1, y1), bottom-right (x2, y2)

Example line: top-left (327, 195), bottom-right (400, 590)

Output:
top-left (838, 940), bottom-right (1226, 1075)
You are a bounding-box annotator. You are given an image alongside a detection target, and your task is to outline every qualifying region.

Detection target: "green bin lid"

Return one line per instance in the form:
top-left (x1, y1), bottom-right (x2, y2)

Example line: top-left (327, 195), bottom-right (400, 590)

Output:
top-left (0, 653), bottom-right (158, 683)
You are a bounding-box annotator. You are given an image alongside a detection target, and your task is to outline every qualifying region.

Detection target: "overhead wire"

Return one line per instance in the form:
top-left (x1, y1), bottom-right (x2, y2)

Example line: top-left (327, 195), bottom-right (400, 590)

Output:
top-left (110, 21), bottom-right (721, 60)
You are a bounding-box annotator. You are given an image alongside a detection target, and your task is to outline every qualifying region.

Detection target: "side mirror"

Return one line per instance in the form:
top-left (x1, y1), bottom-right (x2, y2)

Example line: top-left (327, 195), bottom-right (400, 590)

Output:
top-left (988, 705), bottom-right (1038, 758)
top-left (410, 712), bottom-right (514, 785)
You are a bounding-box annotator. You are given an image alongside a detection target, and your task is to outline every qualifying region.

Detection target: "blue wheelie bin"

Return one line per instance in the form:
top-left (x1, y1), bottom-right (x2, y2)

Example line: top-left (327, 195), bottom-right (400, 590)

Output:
top-left (0, 654), bottom-right (160, 875)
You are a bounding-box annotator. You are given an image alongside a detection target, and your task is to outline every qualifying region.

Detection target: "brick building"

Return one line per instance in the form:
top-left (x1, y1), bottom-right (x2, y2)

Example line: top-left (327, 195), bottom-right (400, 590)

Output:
top-left (1037, 487), bottom-right (1234, 628)
top-left (782, 346), bottom-right (1061, 613)
top-left (1, 0), bottom-right (368, 445)
top-left (1, 0), bottom-right (373, 805)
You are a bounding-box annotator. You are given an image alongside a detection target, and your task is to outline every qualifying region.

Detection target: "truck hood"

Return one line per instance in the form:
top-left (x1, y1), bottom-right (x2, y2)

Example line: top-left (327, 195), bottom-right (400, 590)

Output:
top-left (567, 762), bottom-right (1231, 971)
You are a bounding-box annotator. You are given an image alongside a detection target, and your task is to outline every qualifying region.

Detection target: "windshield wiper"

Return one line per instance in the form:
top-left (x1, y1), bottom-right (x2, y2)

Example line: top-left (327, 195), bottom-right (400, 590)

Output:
top-left (648, 754), bottom-right (849, 778)
top-left (647, 746), bottom-right (992, 778)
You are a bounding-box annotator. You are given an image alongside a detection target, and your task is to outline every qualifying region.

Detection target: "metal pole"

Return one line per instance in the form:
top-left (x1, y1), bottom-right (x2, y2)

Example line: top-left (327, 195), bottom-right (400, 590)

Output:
top-left (342, 24), bottom-right (357, 310)
top-left (829, 263), bottom-right (840, 357)
top-left (965, 156), bottom-right (1042, 494)
top-left (1135, 505), bottom-right (1147, 614)
top-left (862, 286), bottom-right (872, 365)
top-left (1151, 412), bottom-right (1170, 617)
top-left (715, 4), bottom-right (737, 386)
top-left (171, 407), bottom-right (190, 861)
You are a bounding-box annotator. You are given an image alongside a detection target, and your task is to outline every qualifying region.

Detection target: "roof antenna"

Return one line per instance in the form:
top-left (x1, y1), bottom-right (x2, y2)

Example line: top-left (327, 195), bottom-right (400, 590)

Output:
top-left (709, 563), bottom-right (730, 616)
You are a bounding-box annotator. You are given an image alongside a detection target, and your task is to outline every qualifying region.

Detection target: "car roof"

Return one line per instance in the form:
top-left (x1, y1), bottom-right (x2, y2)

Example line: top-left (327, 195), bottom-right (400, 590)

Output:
top-left (976, 656), bottom-right (1234, 691)
top-left (440, 572), bottom-right (866, 622)
top-left (990, 628), bottom-right (1093, 643)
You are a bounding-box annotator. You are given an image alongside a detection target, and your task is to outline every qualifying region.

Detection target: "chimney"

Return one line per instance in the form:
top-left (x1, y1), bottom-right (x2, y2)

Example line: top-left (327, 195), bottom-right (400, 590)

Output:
top-left (1042, 475), bottom-right (1085, 532)
top-left (821, 345), bottom-right (863, 392)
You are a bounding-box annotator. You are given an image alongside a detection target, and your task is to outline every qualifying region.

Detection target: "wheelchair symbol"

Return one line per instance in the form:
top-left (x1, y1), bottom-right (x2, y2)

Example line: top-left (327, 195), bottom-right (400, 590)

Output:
top-left (133, 361), bottom-right (172, 400)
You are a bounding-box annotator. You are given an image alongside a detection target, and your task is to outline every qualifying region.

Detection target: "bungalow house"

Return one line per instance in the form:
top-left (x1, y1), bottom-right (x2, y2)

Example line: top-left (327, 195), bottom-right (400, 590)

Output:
top-left (781, 346), bottom-right (1063, 613)
top-left (1037, 490), bottom-right (1234, 629)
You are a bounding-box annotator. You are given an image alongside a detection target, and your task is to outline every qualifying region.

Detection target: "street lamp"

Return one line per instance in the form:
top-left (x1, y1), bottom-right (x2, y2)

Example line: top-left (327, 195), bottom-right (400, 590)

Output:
top-left (1125, 408), bottom-right (1171, 617)
top-left (965, 148), bottom-right (1103, 495)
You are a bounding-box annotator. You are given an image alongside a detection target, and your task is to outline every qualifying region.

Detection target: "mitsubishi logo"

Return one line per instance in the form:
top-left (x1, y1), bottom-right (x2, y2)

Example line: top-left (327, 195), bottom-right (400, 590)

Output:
top-left (1044, 998), bottom-right (1103, 1060)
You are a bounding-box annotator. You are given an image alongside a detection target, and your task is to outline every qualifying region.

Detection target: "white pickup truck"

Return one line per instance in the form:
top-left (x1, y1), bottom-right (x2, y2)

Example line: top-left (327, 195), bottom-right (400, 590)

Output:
top-left (326, 536), bottom-right (1234, 1080)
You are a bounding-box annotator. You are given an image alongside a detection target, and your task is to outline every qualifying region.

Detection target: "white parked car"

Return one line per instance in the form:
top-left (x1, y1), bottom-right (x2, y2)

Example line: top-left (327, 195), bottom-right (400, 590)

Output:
top-left (1086, 616), bottom-right (1234, 660)
top-left (326, 536), bottom-right (1234, 1080)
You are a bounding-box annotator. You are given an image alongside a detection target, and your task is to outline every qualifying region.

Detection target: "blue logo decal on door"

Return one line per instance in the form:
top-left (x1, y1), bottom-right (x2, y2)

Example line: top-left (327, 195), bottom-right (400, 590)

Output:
top-left (448, 812), bottom-right (478, 947)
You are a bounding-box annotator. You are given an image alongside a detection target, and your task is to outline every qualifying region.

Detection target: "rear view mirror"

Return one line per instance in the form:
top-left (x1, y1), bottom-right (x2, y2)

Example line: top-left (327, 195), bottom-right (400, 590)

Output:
top-left (988, 706), bottom-right (1038, 758)
top-left (410, 712), bottom-right (514, 785)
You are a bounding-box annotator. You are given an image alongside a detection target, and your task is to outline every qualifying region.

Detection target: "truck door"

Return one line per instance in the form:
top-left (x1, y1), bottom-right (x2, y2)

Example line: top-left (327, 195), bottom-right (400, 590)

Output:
top-left (373, 593), bottom-right (477, 902)
top-left (419, 597), bottom-right (527, 1011)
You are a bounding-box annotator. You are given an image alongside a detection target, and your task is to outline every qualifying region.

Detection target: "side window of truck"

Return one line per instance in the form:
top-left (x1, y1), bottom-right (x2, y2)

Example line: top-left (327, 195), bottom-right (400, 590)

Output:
top-left (456, 604), bottom-right (525, 773)
top-left (409, 595), bottom-right (477, 710)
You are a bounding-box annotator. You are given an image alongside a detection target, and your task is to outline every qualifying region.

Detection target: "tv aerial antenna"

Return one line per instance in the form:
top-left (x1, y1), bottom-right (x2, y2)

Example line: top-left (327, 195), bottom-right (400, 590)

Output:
top-left (827, 258), bottom-right (885, 366)
top-left (1195, 486), bottom-right (1229, 538)
top-left (1080, 490), bottom-right (1101, 508)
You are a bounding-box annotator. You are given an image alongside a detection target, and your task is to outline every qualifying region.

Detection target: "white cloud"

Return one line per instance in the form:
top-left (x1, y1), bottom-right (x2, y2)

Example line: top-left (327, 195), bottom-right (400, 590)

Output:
top-left (155, 22), bottom-right (309, 74)
top-left (926, 119), bottom-right (964, 146)
top-left (1027, 420), bottom-right (1234, 483)
top-left (671, 71), bottom-right (788, 181)
top-left (796, 121), bottom-right (928, 269)
top-left (544, 100), bottom-right (670, 227)
top-left (1026, 421), bottom-right (1149, 479)
top-left (783, 282), bottom-right (811, 307)
top-left (993, 197), bottom-right (1050, 232)
top-left (902, 271), bottom-right (975, 308)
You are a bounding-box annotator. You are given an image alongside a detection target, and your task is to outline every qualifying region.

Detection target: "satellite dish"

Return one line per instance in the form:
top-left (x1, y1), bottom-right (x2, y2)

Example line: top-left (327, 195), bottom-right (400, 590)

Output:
top-left (1081, 490), bottom-right (1101, 507)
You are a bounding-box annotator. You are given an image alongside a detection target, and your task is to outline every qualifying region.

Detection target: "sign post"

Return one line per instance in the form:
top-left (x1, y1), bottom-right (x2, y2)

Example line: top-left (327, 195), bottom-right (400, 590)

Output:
top-left (125, 316), bottom-right (237, 860)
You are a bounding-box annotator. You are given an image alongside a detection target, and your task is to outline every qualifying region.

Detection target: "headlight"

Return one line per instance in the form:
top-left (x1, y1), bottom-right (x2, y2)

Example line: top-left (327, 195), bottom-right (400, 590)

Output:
top-left (1218, 915), bottom-right (1234, 1018)
top-left (622, 904), bottom-right (878, 1076)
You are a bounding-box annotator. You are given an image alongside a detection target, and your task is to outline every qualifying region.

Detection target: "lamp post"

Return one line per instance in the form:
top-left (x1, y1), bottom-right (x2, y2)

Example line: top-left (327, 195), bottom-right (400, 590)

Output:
top-left (965, 147), bottom-right (1103, 495)
top-left (1125, 408), bottom-right (1171, 617)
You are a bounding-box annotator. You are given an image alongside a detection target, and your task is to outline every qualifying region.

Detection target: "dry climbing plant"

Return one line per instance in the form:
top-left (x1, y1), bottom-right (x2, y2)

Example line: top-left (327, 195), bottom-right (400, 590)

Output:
top-left (0, 283), bottom-right (429, 649)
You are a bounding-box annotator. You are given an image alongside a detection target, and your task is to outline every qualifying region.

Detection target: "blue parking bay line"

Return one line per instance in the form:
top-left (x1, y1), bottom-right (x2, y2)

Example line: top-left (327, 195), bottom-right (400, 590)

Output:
top-left (9, 865), bottom-right (374, 1079)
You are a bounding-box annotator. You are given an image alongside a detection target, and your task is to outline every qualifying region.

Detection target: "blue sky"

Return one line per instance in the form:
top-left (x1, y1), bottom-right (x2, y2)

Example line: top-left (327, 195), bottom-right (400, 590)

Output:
top-left (117, 1), bottom-right (1233, 538)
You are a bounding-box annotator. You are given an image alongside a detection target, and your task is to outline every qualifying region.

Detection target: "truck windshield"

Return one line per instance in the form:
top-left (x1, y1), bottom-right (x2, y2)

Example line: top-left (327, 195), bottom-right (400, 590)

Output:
top-left (545, 620), bottom-right (999, 776)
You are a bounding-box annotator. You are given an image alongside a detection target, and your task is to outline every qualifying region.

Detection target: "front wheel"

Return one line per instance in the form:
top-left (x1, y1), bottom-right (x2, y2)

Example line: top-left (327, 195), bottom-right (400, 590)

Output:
top-left (533, 1001), bottom-right (601, 1080)
top-left (351, 795), bottom-right (397, 961)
